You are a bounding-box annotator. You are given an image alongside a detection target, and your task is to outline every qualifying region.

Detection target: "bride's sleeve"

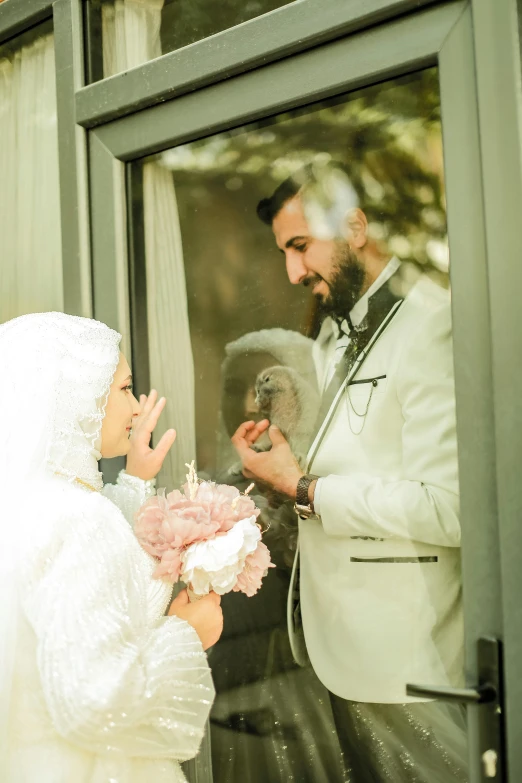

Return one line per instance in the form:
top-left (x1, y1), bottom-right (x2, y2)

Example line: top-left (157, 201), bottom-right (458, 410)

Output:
top-left (102, 470), bottom-right (156, 526)
top-left (22, 500), bottom-right (215, 760)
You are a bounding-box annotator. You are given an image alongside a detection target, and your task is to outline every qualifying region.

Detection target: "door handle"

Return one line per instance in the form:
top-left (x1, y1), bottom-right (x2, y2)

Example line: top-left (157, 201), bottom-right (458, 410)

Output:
top-left (407, 637), bottom-right (505, 781)
top-left (406, 681), bottom-right (497, 704)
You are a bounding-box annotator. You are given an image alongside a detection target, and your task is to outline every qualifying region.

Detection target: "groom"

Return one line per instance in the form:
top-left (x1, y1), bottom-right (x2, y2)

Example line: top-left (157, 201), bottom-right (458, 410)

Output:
top-left (232, 162), bottom-right (467, 780)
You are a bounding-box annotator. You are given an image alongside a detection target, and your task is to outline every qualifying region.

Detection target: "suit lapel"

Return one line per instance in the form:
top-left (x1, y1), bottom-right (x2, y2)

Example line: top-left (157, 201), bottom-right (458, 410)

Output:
top-left (306, 298), bottom-right (404, 472)
top-left (305, 275), bottom-right (405, 469)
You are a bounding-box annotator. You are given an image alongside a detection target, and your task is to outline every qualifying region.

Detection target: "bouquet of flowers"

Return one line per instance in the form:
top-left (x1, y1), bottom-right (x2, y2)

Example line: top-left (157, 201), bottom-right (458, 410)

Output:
top-left (135, 462), bottom-right (274, 600)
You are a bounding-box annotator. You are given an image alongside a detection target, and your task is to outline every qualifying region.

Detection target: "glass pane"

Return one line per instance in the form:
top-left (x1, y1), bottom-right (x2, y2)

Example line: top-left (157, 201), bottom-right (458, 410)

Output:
top-left (0, 22), bottom-right (63, 323)
top-left (93, 0), bottom-right (297, 79)
top-left (130, 69), bottom-right (467, 782)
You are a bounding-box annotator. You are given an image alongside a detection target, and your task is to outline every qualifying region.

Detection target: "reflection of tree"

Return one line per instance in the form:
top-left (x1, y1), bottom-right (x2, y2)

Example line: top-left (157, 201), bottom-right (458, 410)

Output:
top-left (166, 68), bottom-right (446, 276)
top-left (160, 0), bottom-right (296, 52)
top-left (154, 68), bottom-right (446, 473)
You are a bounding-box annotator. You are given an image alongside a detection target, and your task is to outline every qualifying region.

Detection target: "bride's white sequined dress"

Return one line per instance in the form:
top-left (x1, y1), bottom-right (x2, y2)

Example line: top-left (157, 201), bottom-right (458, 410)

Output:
top-left (9, 473), bottom-right (214, 783)
top-left (0, 313), bottom-right (214, 783)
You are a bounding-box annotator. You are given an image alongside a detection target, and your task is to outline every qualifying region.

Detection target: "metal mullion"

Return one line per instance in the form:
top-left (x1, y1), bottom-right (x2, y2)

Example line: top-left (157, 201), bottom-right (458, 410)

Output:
top-left (75, 0), bottom-right (443, 129)
top-left (471, 0), bottom-right (522, 778)
top-left (439, 6), bottom-right (501, 779)
top-left (89, 132), bottom-right (131, 352)
top-left (90, 132), bottom-right (130, 485)
top-left (0, 0), bottom-right (53, 44)
top-left (54, 0), bottom-right (93, 317)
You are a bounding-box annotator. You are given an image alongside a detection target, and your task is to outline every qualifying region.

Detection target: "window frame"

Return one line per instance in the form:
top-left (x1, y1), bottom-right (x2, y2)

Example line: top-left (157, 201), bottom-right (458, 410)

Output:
top-left (75, 0), bottom-right (440, 126)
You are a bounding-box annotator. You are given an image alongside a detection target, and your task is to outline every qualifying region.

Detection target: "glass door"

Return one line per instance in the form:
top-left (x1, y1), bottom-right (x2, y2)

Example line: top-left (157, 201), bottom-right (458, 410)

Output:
top-left (87, 2), bottom-right (516, 779)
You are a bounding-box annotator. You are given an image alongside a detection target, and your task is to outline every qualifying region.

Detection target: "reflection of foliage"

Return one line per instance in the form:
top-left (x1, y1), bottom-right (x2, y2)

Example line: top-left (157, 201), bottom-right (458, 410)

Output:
top-left (160, 0), bottom-right (296, 52)
top-left (163, 68), bottom-right (447, 276)
top-left (149, 69), bottom-right (447, 472)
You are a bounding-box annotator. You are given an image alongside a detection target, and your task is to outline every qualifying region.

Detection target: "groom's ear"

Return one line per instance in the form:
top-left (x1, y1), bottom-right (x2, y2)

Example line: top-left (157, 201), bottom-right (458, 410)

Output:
top-left (345, 207), bottom-right (368, 249)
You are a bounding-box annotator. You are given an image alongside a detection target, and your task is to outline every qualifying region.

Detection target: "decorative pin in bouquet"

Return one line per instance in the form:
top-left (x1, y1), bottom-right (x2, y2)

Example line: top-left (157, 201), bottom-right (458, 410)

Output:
top-left (135, 461), bottom-right (274, 601)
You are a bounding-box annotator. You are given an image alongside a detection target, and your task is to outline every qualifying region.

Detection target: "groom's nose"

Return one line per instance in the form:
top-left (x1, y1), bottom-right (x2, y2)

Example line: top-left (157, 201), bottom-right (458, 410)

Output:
top-left (286, 251), bottom-right (308, 285)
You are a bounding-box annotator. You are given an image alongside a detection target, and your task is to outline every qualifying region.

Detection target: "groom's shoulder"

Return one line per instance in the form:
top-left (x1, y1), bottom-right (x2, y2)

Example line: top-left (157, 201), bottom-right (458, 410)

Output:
top-left (398, 271), bottom-right (451, 328)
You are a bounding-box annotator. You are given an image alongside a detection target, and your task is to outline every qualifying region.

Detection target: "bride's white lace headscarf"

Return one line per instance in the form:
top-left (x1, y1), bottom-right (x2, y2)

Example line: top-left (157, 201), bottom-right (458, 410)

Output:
top-left (0, 312), bottom-right (121, 775)
top-left (0, 311), bottom-right (121, 491)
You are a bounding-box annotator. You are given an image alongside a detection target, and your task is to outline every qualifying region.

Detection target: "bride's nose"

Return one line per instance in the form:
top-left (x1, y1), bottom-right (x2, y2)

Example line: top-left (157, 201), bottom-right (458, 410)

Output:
top-left (131, 393), bottom-right (141, 417)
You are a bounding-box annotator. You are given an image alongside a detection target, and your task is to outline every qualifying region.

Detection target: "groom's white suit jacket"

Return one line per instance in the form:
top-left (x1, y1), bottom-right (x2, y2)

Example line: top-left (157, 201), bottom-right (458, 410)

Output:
top-left (288, 273), bottom-right (464, 703)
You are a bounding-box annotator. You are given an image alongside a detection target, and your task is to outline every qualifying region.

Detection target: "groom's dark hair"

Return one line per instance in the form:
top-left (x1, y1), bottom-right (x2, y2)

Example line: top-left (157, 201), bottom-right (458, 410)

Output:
top-left (256, 160), bottom-right (353, 226)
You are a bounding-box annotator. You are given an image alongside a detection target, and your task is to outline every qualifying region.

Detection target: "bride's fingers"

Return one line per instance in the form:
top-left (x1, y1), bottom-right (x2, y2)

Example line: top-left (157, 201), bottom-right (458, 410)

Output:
top-left (141, 389), bottom-right (158, 418)
top-left (143, 397), bottom-right (166, 435)
top-left (153, 428), bottom-right (176, 463)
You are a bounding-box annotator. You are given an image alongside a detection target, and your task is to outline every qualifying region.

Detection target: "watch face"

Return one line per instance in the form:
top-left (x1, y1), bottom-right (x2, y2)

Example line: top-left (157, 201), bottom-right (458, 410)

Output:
top-left (295, 503), bottom-right (314, 519)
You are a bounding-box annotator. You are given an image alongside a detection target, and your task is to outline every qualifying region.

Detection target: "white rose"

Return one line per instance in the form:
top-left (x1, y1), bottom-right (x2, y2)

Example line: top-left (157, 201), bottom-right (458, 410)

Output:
top-left (181, 516), bottom-right (261, 596)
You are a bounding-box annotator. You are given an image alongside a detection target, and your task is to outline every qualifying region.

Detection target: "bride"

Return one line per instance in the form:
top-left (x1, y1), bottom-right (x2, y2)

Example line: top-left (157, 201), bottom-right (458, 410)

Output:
top-left (0, 312), bottom-right (222, 783)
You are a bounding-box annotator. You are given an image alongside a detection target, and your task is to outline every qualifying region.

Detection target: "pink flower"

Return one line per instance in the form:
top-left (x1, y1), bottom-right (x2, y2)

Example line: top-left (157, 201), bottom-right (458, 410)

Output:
top-left (232, 495), bottom-right (260, 523)
top-left (153, 547), bottom-right (183, 581)
top-left (166, 488), bottom-right (185, 506)
top-left (134, 472), bottom-right (269, 591)
top-left (212, 484), bottom-right (240, 504)
top-left (233, 542), bottom-right (274, 597)
top-left (168, 503), bottom-right (220, 547)
top-left (208, 486), bottom-right (260, 533)
top-left (195, 481), bottom-right (219, 503)
top-left (209, 490), bottom-right (238, 532)
top-left (135, 496), bottom-right (169, 557)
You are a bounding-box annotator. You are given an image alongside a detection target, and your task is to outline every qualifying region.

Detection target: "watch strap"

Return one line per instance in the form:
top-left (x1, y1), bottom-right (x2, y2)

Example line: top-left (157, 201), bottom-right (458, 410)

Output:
top-left (296, 474), bottom-right (318, 509)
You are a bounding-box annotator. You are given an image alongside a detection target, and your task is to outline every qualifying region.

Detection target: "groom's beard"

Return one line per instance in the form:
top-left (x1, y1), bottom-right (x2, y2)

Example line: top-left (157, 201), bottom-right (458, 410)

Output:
top-left (315, 242), bottom-right (367, 322)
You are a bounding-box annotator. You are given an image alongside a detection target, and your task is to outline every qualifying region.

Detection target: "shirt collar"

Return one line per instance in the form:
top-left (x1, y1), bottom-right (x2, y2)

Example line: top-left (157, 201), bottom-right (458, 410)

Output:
top-left (347, 255), bottom-right (401, 328)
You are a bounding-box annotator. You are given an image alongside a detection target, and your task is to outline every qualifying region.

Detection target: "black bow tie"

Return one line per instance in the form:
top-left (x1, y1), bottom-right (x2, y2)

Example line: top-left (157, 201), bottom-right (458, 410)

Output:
top-left (334, 315), bottom-right (353, 339)
top-left (334, 314), bottom-right (368, 341)
top-left (332, 270), bottom-right (406, 342)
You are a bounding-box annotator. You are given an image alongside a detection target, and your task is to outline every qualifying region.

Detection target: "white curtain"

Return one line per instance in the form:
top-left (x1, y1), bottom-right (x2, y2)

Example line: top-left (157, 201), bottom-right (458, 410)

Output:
top-left (102, 0), bottom-right (164, 74)
top-left (102, 0), bottom-right (197, 489)
top-left (143, 164), bottom-right (197, 488)
top-left (0, 33), bottom-right (62, 324)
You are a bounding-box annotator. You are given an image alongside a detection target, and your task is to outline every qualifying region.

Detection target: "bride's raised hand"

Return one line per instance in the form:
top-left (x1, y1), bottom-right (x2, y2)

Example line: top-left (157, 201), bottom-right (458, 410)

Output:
top-left (126, 389), bottom-right (176, 481)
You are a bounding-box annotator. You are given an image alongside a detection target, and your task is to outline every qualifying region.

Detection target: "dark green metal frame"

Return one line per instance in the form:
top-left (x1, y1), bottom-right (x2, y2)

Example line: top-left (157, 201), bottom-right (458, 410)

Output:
top-left (470, 0), bottom-right (522, 778)
top-left (0, 0), bottom-right (53, 41)
top-left (75, 0), bottom-right (439, 127)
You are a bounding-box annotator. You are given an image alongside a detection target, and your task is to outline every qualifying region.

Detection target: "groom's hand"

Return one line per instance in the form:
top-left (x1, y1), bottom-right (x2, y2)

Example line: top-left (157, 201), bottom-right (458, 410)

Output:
top-left (126, 390), bottom-right (176, 481)
top-left (231, 420), bottom-right (303, 499)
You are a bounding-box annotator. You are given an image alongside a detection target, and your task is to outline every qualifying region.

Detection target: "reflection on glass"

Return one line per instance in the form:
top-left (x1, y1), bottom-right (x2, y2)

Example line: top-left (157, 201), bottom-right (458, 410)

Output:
top-left (0, 21), bottom-right (63, 324)
top-left (132, 69), bottom-right (467, 783)
top-left (96, 0), bottom-right (297, 79)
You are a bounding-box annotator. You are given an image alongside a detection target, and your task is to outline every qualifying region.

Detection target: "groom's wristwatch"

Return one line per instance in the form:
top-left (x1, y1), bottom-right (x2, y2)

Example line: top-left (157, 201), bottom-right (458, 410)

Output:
top-left (294, 475), bottom-right (319, 518)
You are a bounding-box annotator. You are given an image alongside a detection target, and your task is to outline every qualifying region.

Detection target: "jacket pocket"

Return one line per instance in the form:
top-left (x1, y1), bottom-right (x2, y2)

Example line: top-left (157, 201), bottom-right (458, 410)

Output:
top-left (350, 556), bottom-right (438, 563)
